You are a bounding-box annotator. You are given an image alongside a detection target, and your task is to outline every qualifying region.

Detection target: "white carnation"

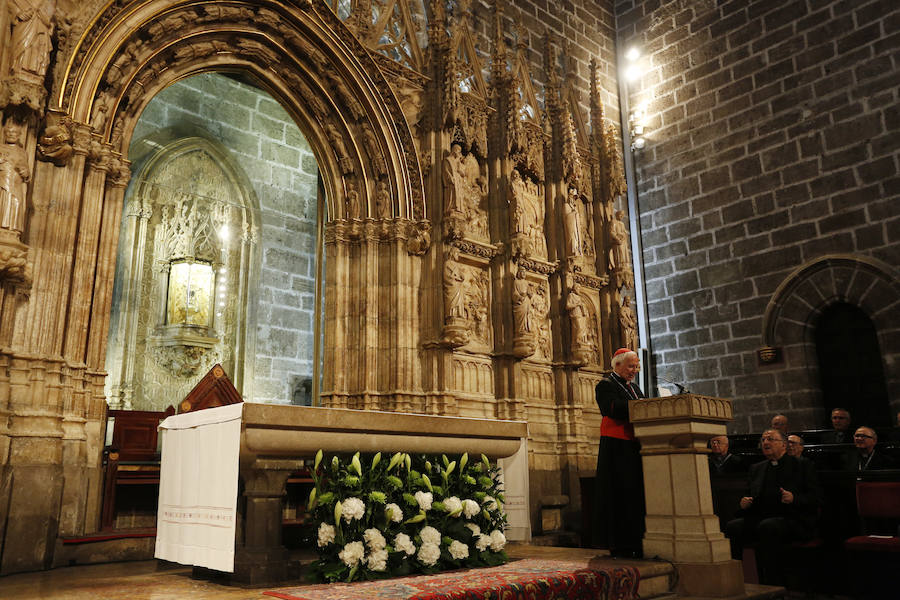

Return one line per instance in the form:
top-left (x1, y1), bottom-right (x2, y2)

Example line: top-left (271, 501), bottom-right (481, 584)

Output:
top-left (489, 529), bottom-right (506, 551)
top-left (363, 528), bottom-right (386, 550)
top-left (341, 497), bottom-right (366, 522)
top-left (449, 539), bottom-right (470, 560)
top-left (443, 496), bottom-right (462, 515)
top-left (417, 542), bottom-right (441, 566)
top-left (482, 495), bottom-right (498, 511)
top-left (385, 503), bottom-right (403, 523)
top-left (415, 490), bottom-right (433, 511)
top-left (465, 523), bottom-right (481, 535)
top-left (420, 525), bottom-right (441, 545)
top-left (394, 532), bottom-right (416, 556)
top-left (367, 548), bottom-right (388, 571)
top-left (338, 541), bottom-right (365, 568)
top-left (462, 499), bottom-right (480, 518)
top-left (317, 522), bottom-right (335, 547)
top-left (475, 534), bottom-right (491, 551)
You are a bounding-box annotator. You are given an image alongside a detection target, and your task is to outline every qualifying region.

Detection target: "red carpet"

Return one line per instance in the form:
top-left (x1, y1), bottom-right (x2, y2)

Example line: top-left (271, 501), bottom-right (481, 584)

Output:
top-left (263, 558), bottom-right (640, 600)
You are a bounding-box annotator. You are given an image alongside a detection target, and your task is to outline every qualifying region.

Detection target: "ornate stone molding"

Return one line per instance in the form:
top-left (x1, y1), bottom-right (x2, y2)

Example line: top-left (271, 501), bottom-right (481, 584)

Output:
top-left (516, 257), bottom-right (557, 276)
top-left (451, 238), bottom-right (501, 261)
top-left (630, 394), bottom-right (734, 423)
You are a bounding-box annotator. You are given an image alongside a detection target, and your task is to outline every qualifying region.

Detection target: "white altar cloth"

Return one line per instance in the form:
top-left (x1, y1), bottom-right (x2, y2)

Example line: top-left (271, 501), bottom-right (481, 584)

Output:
top-left (154, 403), bottom-right (242, 573)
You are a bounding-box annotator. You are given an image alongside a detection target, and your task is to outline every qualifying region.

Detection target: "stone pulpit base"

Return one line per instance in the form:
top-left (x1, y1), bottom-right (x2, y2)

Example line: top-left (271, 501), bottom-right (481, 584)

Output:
top-left (631, 394), bottom-right (745, 597)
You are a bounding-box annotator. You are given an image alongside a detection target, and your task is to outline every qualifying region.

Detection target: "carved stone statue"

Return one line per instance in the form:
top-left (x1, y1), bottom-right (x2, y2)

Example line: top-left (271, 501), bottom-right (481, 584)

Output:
top-left (443, 247), bottom-right (466, 321)
top-left (9, 0), bottom-right (55, 82)
top-left (566, 284), bottom-right (590, 346)
top-left (345, 179), bottom-right (360, 219)
top-left (375, 180), bottom-right (390, 218)
top-left (512, 268), bottom-right (533, 335)
top-left (511, 267), bottom-right (536, 358)
top-left (0, 119), bottom-right (31, 235)
top-left (609, 209), bottom-right (633, 288)
top-left (509, 169), bottom-right (527, 235)
top-left (325, 122), bottom-right (353, 174)
top-left (442, 143), bottom-right (466, 216)
top-left (620, 294), bottom-right (638, 350)
top-left (441, 246), bottom-right (469, 347)
top-left (533, 285), bottom-right (551, 360)
top-left (563, 187), bottom-right (583, 257)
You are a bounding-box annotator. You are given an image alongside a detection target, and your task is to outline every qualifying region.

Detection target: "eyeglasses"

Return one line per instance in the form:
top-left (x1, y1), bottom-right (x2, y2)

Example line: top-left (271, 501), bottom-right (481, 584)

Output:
top-left (854, 434), bottom-right (874, 439)
top-left (760, 436), bottom-right (784, 442)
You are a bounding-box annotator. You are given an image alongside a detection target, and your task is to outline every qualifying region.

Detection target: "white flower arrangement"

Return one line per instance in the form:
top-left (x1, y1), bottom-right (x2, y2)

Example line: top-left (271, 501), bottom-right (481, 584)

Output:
top-left (393, 532), bottom-right (416, 556)
top-left (489, 529), bottom-right (506, 552)
top-left (443, 496), bottom-right (463, 516)
top-left (385, 503), bottom-right (403, 523)
top-left (414, 490), bottom-right (433, 511)
top-left (475, 533), bottom-right (491, 551)
top-left (367, 548), bottom-right (388, 571)
top-left (363, 528), bottom-right (386, 550)
top-left (449, 539), bottom-right (470, 560)
top-left (317, 522), bottom-right (335, 547)
top-left (417, 542), bottom-right (441, 566)
top-left (308, 451), bottom-right (508, 583)
top-left (338, 541), bottom-right (365, 568)
top-left (462, 498), bottom-right (480, 518)
top-left (341, 497), bottom-right (366, 522)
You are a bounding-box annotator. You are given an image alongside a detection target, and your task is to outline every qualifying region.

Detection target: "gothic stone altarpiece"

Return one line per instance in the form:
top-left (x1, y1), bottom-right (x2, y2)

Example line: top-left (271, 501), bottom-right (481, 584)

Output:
top-left (0, 0), bottom-right (636, 573)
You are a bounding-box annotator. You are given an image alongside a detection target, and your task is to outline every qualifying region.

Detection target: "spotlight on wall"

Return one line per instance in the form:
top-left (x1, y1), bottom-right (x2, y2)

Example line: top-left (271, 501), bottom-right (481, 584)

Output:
top-left (625, 47), bottom-right (640, 62)
top-left (629, 108), bottom-right (646, 151)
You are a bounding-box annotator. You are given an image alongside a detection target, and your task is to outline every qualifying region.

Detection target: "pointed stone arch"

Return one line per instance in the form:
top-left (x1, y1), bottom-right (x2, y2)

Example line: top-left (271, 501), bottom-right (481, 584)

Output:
top-left (58, 0), bottom-right (425, 221)
top-left (760, 253), bottom-right (900, 419)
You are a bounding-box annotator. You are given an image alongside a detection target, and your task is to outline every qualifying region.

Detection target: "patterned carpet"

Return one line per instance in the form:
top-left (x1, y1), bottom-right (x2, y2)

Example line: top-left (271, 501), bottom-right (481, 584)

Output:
top-left (263, 558), bottom-right (640, 600)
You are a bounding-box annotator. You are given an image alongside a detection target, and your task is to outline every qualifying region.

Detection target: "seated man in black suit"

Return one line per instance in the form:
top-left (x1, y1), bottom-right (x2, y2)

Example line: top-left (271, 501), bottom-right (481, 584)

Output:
top-left (842, 426), bottom-right (896, 471)
top-left (725, 429), bottom-right (822, 586)
top-left (820, 408), bottom-right (853, 444)
top-left (708, 434), bottom-right (744, 476)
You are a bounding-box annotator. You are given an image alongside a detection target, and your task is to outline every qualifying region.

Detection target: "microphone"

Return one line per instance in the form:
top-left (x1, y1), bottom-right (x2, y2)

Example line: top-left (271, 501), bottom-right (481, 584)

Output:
top-left (657, 375), bottom-right (690, 394)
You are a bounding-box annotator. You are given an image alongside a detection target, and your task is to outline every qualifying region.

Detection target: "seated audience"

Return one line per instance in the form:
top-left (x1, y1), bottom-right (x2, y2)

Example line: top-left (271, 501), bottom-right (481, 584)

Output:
top-left (820, 408), bottom-right (853, 444)
top-left (786, 434), bottom-right (805, 458)
top-left (770, 414), bottom-right (789, 436)
top-left (708, 435), bottom-right (744, 476)
top-left (725, 429), bottom-right (822, 586)
top-left (842, 426), bottom-right (896, 471)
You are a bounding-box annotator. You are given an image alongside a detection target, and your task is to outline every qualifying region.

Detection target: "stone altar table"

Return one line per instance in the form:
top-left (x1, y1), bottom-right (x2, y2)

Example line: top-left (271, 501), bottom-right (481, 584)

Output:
top-left (156, 403), bottom-right (529, 585)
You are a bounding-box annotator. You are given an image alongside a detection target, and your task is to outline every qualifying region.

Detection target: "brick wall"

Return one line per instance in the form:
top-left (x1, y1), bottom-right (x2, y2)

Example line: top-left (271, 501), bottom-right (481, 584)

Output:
top-left (130, 72), bottom-right (320, 405)
top-left (616, 0), bottom-right (900, 431)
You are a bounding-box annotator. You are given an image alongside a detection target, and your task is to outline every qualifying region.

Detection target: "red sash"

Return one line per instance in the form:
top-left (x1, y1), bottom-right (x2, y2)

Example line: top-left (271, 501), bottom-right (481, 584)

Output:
top-left (601, 417), bottom-right (635, 440)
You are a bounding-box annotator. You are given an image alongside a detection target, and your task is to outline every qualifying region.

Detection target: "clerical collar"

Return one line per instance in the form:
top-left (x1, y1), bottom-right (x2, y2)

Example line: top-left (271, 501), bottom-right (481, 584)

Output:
top-left (769, 460), bottom-right (779, 466)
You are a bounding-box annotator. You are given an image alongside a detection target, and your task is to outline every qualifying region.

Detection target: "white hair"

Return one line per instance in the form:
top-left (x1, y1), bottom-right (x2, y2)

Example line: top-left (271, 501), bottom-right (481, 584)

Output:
top-left (611, 350), bottom-right (638, 368)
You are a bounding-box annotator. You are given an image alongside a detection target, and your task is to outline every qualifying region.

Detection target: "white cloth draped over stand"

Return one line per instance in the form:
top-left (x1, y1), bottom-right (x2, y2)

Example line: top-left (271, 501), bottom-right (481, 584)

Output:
top-left (154, 403), bottom-right (243, 573)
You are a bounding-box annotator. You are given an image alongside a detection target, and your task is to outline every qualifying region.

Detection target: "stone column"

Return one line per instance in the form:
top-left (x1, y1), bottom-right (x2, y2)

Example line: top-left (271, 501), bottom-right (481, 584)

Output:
top-left (631, 393), bottom-right (744, 597)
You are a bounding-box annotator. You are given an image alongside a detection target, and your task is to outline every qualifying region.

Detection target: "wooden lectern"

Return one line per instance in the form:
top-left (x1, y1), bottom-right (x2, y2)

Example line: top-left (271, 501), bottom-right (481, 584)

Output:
top-left (177, 364), bottom-right (243, 413)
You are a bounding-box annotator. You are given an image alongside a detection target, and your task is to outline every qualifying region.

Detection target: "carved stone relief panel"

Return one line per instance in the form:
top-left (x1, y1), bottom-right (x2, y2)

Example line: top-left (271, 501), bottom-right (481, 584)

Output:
top-left (441, 244), bottom-right (493, 351)
top-left (441, 143), bottom-right (489, 242)
top-left (508, 168), bottom-right (546, 260)
top-left (450, 354), bottom-right (493, 396)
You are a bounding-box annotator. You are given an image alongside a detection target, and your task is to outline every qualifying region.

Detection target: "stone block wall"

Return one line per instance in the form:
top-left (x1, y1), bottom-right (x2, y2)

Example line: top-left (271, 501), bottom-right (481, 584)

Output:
top-left (616, 0), bottom-right (900, 431)
top-left (130, 73), bottom-right (320, 406)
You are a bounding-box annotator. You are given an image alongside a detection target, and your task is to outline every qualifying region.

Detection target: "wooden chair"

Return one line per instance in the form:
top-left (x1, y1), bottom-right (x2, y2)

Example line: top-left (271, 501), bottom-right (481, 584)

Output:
top-left (101, 406), bottom-right (175, 530)
top-left (843, 479), bottom-right (900, 594)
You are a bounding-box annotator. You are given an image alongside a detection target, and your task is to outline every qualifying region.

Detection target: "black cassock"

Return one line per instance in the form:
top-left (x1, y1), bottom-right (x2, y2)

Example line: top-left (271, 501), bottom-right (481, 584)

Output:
top-left (594, 373), bottom-right (645, 556)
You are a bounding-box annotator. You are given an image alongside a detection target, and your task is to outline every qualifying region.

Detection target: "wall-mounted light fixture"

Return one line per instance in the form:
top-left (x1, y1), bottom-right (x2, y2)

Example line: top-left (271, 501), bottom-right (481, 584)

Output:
top-left (623, 48), bottom-right (647, 151)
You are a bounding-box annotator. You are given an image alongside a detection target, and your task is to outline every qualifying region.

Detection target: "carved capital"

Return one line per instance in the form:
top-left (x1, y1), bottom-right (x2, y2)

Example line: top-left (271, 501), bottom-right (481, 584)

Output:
top-left (37, 114), bottom-right (74, 166)
top-left (405, 220), bottom-right (431, 256)
top-left (0, 235), bottom-right (31, 287)
top-left (0, 77), bottom-right (47, 114)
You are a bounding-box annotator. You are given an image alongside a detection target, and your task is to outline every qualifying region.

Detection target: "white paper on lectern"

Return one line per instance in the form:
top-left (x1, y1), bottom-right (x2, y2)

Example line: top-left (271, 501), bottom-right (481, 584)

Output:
top-left (154, 403), bottom-right (243, 573)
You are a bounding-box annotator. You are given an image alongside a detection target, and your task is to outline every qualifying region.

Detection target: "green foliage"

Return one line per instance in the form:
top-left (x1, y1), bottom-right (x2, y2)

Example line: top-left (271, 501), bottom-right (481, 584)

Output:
top-left (307, 450), bottom-right (508, 582)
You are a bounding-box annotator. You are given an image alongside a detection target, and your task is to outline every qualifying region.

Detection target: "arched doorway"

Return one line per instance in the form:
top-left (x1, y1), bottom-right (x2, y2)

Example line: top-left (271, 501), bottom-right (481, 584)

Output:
top-left (814, 302), bottom-right (891, 427)
top-left (105, 72), bottom-right (325, 411)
